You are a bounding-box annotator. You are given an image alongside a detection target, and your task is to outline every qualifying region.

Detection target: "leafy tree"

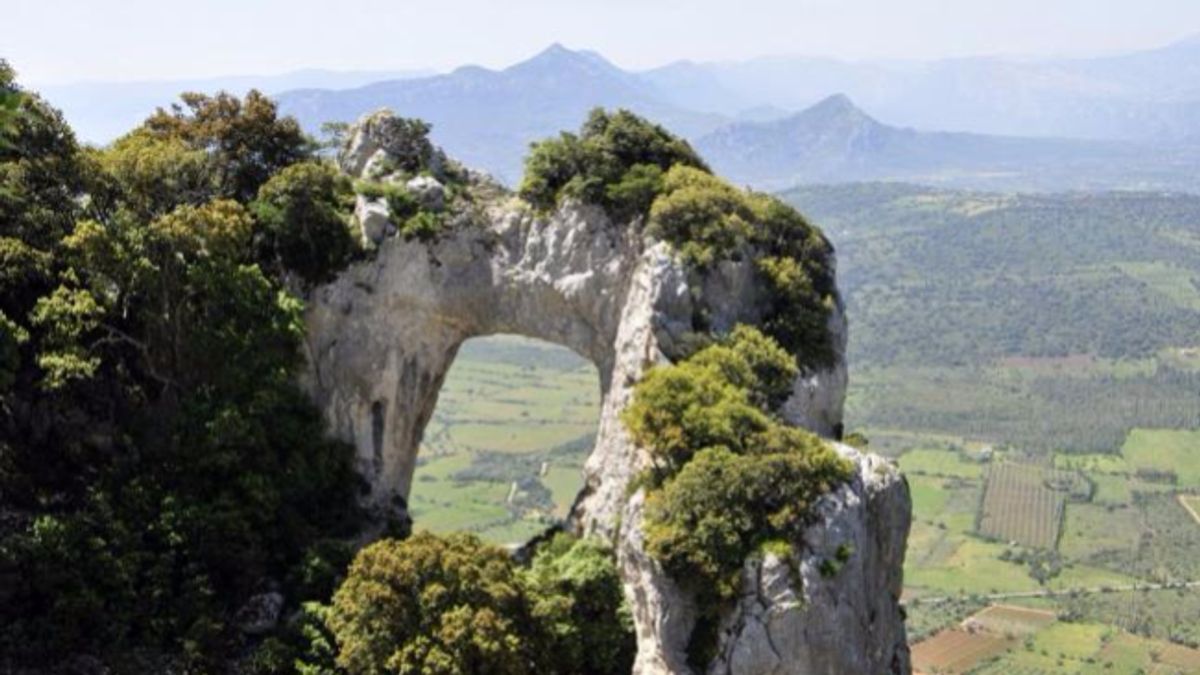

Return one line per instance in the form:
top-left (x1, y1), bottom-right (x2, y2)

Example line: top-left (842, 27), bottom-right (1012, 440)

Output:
top-left (252, 161), bottom-right (357, 285)
top-left (97, 129), bottom-right (213, 220)
top-left (326, 532), bottom-right (534, 675)
top-left (0, 75), bottom-right (363, 670)
top-left (523, 535), bottom-right (635, 675)
top-left (0, 60), bottom-right (25, 149)
top-left (143, 90), bottom-right (311, 201)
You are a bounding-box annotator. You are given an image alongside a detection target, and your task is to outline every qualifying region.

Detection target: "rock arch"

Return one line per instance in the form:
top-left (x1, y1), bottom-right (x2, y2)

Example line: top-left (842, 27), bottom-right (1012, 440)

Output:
top-left (302, 195), bottom-right (845, 526)
top-left (302, 114), bottom-right (909, 674)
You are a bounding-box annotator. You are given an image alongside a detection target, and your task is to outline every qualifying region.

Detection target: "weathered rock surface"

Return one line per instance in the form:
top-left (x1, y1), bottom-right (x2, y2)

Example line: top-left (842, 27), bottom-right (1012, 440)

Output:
top-left (707, 446), bottom-right (911, 675)
top-left (303, 112), bottom-right (910, 674)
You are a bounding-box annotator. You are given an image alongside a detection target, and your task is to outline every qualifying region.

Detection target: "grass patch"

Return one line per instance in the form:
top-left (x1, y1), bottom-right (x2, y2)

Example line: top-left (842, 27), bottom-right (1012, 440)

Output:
top-left (1123, 428), bottom-right (1200, 488)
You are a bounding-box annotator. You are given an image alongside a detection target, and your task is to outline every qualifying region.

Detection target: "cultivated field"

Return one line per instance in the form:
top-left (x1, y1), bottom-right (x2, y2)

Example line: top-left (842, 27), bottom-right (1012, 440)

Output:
top-left (964, 604), bottom-right (1055, 637)
top-left (406, 335), bottom-right (600, 544)
top-left (1123, 428), bottom-right (1200, 488)
top-left (911, 628), bottom-right (1012, 674)
top-left (977, 463), bottom-right (1083, 549)
top-left (914, 602), bottom-right (1200, 675)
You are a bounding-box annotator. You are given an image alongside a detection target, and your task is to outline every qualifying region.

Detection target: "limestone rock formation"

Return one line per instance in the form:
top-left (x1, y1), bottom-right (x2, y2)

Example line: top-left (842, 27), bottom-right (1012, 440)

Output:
top-left (302, 112), bottom-right (910, 674)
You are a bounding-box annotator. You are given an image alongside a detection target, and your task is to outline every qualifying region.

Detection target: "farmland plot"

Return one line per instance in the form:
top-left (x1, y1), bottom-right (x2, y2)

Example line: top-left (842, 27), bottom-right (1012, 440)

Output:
top-left (977, 463), bottom-right (1084, 549)
top-left (911, 628), bottom-right (1013, 674)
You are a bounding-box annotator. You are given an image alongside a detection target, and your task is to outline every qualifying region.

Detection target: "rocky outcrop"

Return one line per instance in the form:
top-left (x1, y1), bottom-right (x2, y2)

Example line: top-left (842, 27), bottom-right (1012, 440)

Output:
top-left (302, 112), bottom-right (910, 674)
top-left (707, 446), bottom-right (910, 675)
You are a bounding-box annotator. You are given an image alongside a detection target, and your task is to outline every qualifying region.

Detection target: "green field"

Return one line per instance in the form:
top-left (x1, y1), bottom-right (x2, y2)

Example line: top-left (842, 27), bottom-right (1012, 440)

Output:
top-left (1123, 429), bottom-right (1200, 487)
top-left (914, 603), bottom-right (1200, 674)
top-left (407, 335), bottom-right (600, 544)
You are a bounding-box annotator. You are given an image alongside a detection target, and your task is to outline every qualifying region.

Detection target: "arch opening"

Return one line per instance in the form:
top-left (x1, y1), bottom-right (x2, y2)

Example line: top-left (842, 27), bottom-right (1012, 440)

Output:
top-left (406, 334), bottom-right (602, 546)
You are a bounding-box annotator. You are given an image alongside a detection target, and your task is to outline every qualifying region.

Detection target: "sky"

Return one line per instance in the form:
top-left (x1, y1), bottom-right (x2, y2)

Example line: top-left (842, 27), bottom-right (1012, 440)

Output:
top-left (6, 0), bottom-right (1200, 84)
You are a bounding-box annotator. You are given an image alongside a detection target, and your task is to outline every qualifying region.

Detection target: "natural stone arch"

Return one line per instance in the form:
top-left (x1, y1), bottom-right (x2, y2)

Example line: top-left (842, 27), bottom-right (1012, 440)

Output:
top-left (302, 195), bottom-right (842, 525)
top-left (303, 113), bottom-right (909, 674)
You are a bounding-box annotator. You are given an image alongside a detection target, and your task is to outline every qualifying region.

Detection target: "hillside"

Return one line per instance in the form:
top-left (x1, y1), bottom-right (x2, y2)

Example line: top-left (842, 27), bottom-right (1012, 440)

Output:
top-left (780, 183), bottom-right (1200, 452)
top-left (697, 95), bottom-right (1200, 191)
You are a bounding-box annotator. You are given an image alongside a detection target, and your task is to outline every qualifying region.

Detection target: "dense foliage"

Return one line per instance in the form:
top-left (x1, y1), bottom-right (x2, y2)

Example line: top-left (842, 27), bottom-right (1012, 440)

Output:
top-left (622, 326), bottom-right (852, 665)
top-left (252, 161), bottom-right (358, 285)
top-left (0, 67), bottom-right (362, 670)
top-left (519, 108), bottom-right (707, 219)
top-left (521, 110), bottom-right (838, 369)
top-left (311, 532), bottom-right (633, 675)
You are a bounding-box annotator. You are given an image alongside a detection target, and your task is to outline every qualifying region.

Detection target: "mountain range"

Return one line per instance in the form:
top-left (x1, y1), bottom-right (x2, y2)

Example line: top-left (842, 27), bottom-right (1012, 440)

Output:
top-left (695, 94), bottom-right (1200, 192)
top-left (35, 68), bottom-right (432, 144)
top-left (276, 44), bottom-right (724, 184)
top-left (35, 39), bottom-right (1200, 192)
top-left (644, 35), bottom-right (1200, 141)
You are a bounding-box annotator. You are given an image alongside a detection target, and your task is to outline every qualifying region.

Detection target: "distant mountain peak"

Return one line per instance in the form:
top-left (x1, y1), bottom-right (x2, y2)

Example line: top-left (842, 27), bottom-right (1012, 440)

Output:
top-left (781, 93), bottom-right (879, 132)
top-left (805, 93), bottom-right (867, 118)
top-left (509, 43), bottom-right (621, 76)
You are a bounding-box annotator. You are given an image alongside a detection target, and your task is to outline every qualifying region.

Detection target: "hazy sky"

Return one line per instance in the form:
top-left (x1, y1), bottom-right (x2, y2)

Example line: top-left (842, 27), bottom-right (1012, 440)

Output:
top-left (7, 0), bottom-right (1200, 84)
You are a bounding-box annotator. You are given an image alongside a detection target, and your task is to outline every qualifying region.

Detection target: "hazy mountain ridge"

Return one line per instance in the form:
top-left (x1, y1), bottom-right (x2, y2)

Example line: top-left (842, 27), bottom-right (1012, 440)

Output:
top-left (695, 94), bottom-right (1200, 192)
top-left (645, 35), bottom-right (1200, 140)
top-left (276, 44), bottom-right (726, 184)
top-left (39, 38), bottom-right (1200, 191)
top-left (35, 68), bottom-right (433, 143)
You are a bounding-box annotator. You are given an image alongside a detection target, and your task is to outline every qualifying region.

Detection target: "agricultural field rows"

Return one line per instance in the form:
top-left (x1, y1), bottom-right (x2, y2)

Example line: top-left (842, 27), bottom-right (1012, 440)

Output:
top-left (977, 463), bottom-right (1085, 549)
top-left (912, 603), bottom-right (1200, 674)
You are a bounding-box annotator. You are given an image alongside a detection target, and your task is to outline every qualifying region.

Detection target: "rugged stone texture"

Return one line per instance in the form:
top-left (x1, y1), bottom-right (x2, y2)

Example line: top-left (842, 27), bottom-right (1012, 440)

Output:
top-left (707, 445), bottom-right (911, 675)
top-left (303, 112), bottom-right (910, 674)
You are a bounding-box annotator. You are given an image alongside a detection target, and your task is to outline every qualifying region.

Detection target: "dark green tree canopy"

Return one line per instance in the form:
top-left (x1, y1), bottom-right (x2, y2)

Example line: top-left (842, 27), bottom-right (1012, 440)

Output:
top-left (0, 78), bottom-right (361, 671)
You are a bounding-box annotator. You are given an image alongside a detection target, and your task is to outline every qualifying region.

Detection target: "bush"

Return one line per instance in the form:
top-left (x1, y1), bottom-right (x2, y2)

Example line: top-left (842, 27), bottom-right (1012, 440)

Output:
top-left (649, 166), bottom-right (838, 368)
top-left (519, 108), bottom-right (706, 218)
top-left (326, 532), bottom-right (533, 675)
top-left (622, 326), bottom-right (852, 667)
top-left (524, 534), bottom-right (636, 675)
top-left (252, 160), bottom-right (358, 285)
top-left (319, 532), bottom-right (633, 675)
top-left (399, 211), bottom-right (444, 242)
top-left (643, 443), bottom-right (848, 601)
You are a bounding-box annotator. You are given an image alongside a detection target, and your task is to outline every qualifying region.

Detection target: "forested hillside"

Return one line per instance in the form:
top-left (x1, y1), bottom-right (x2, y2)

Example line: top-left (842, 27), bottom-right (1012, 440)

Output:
top-left (782, 183), bottom-right (1200, 451)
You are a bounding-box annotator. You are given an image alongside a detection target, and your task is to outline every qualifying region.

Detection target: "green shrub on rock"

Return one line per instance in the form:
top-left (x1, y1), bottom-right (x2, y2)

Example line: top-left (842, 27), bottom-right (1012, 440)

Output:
top-left (622, 326), bottom-right (852, 666)
top-left (252, 160), bottom-right (358, 286)
top-left (519, 108), bottom-right (707, 218)
top-left (520, 111), bottom-right (838, 370)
